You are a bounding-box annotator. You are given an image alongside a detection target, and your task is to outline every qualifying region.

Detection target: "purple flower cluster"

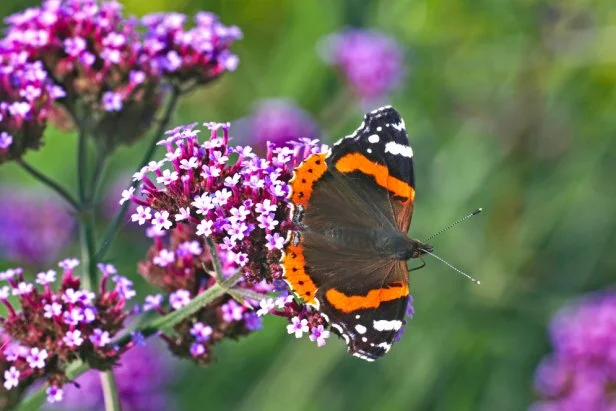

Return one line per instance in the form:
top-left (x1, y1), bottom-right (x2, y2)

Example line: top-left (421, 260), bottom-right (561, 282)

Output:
top-left (54, 341), bottom-right (175, 410)
top-left (241, 99), bottom-right (319, 150)
top-left (140, 11), bottom-right (242, 83)
top-left (0, 260), bottom-right (135, 403)
top-left (138, 224), bottom-right (269, 364)
top-left (0, 51), bottom-right (65, 163)
top-left (532, 293), bottom-right (616, 410)
top-left (127, 121), bottom-right (335, 351)
top-left (1, 0), bottom-right (242, 153)
top-left (0, 188), bottom-right (74, 267)
top-left (127, 121), bottom-right (327, 284)
top-left (321, 29), bottom-right (404, 102)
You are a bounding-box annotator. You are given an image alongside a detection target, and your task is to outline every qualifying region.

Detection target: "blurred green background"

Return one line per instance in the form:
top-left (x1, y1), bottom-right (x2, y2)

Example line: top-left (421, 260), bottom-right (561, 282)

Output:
top-left (2, 0), bottom-right (616, 410)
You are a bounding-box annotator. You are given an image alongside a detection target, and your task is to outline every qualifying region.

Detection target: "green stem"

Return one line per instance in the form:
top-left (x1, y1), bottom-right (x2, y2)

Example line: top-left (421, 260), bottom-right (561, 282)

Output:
top-left (17, 360), bottom-right (89, 411)
top-left (79, 211), bottom-right (98, 291)
top-left (77, 131), bottom-right (88, 203)
top-left (88, 144), bottom-right (108, 206)
top-left (96, 87), bottom-right (181, 261)
top-left (206, 238), bottom-right (225, 283)
top-left (101, 371), bottom-right (122, 411)
top-left (16, 159), bottom-right (81, 211)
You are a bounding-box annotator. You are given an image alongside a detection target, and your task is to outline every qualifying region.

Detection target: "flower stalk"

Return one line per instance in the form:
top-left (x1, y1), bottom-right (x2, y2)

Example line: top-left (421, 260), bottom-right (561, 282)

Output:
top-left (96, 87), bottom-right (181, 262)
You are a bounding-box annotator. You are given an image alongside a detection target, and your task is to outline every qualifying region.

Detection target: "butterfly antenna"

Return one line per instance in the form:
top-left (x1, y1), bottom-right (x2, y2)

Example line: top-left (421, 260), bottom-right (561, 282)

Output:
top-left (422, 250), bottom-right (481, 285)
top-left (422, 208), bottom-right (483, 242)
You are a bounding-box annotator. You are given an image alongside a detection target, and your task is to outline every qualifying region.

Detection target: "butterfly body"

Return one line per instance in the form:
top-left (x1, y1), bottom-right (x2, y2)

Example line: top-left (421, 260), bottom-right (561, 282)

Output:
top-left (283, 106), bottom-right (426, 361)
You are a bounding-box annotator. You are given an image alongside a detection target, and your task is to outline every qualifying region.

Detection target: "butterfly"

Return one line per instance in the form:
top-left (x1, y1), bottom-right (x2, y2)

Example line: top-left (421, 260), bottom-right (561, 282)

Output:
top-left (281, 106), bottom-right (432, 361)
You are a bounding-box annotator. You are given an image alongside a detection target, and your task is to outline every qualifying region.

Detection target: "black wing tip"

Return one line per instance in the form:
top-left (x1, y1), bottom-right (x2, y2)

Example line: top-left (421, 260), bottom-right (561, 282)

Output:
top-left (364, 105), bottom-right (402, 125)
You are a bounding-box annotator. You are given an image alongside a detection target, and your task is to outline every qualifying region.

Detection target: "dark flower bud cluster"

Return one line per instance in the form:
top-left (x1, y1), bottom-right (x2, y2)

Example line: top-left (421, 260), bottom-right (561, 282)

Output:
top-left (138, 224), bottom-right (269, 364)
top-left (0, 50), bottom-right (65, 163)
top-left (0, 0), bottom-right (242, 153)
top-left (128, 122), bottom-right (334, 349)
top-left (532, 293), bottom-right (616, 411)
top-left (0, 259), bottom-right (135, 403)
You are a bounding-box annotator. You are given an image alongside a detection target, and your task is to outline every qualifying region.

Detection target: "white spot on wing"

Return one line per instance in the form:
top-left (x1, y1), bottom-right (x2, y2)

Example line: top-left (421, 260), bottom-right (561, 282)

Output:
top-left (367, 134), bottom-right (380, 144)
top-left (367, 148), bottom-right (372, 153)
top-left (384, 142), bottom-right (413, 158)
top-left (355, 324), bottom-right (367, 334)
top-left (373, 320), bottom-right (403, 331)
top-left (362, 337), bottom-right (368, 342)
top-left (377, 126), bottom-right (382, 132)
top-left (353, 352), bottom-right (375, 362)
top-left (377, 342), bottom-right (392, 352)
top-left (392, 120), bottom-right (406, 131)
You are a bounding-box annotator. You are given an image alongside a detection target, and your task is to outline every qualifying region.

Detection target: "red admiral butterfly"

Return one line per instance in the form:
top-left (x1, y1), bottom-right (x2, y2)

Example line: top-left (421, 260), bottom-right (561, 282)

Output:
top-left (282, 106), bottom-right (432, 361)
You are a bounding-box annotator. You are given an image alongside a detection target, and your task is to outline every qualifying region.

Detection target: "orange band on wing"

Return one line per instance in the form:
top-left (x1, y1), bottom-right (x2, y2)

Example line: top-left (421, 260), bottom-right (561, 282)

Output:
top-left (282, 242), bottom-right (318, 305)
top-left (290, 153), bottom-right (329, 207)
top-left (334, 153), bottom-right (415, 201)
top-left (325, 281), bottom-right (409, 313)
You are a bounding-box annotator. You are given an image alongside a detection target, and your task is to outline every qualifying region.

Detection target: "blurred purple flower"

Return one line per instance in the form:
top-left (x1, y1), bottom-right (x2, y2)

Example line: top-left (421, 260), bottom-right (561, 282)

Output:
top-left (0, 189), bottom-right (73, 266)
top-left (531, 293), bottom-right (616, 410)
top-left (51, 341), bottom-right (175, 411)
top-left (321, 29), bottom-right (404, 103)
top-left (237, 99), bottom-right (319, 149)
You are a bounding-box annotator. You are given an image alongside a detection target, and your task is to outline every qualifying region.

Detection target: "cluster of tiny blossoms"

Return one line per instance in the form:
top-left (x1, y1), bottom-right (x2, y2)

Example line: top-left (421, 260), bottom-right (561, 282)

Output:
top-left (321, 29), bottom-right (404, 103)
top-left (0, 0), bottom-right (241, 153)
top-left (532, 293), bottom-right (616, 411)
top-left (138, 224), bottom-right (269, 364)
top-left (0, 51), bottom-right (65, 163)
top-left (127, 122), bottom-right (333, 349)
top-left (0, 260), bottom-right (135, 403)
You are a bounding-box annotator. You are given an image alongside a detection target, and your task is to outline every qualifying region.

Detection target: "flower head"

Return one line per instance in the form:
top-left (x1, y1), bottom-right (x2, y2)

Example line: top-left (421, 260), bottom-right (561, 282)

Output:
top-left (0, 53), bottom-right (63, 163)
top-left (0, 260), bottom-right (134, 402)
top-left (321, 29), bottom-right (404, 103)
top-left (1, 1), bottom-right (242, 152)
top-left (532, 293), bottom-right (616, 410)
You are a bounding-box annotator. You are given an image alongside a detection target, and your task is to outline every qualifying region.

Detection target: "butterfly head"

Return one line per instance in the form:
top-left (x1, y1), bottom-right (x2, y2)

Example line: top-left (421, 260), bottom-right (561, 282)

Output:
top-left (408, 238), bottom-right (433, 260)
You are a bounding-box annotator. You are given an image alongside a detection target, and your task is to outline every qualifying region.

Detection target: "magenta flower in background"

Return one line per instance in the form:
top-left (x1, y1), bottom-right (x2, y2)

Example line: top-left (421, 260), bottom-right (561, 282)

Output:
top-left (237, 99), bottom-right (320, 149)
top-left (51, 341), bottom-right (175, 411)
top-left (321, 29), bottom-right (404, 103)
top-left (531, 293), bottom-right (616, 410)
top-left (0, 189), bottom-right (74, 267)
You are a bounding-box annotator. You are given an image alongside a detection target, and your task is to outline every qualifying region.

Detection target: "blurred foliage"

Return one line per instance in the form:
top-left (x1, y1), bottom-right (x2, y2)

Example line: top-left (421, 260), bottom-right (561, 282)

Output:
top-left (1, 0), bottom-right (616, 410)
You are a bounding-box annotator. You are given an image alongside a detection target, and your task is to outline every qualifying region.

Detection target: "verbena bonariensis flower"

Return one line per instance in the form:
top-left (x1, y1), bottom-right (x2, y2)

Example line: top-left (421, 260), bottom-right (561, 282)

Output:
top-left (138, 224), bottom-right (270, 364)
top-left (0, 259), bottom-right (135, 403)
top-left (128, 122), bottom-right (336, 352)
top-left (531, 293), bottom-right (616, 410)
top-left (2, 1), bottom-right (241, 151)
top-left (240, 99), bottom-right (319, 149)
top-left (53, 340), bottom-right (175, 410)
top-left (140, 11), bottom-right (242, 84)
top-left (321, 29), bottom-right (404, 103)
top-left (0, 188), bottom-right (74, 267)
top-left (0, 51), bottom-right (65, 163)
